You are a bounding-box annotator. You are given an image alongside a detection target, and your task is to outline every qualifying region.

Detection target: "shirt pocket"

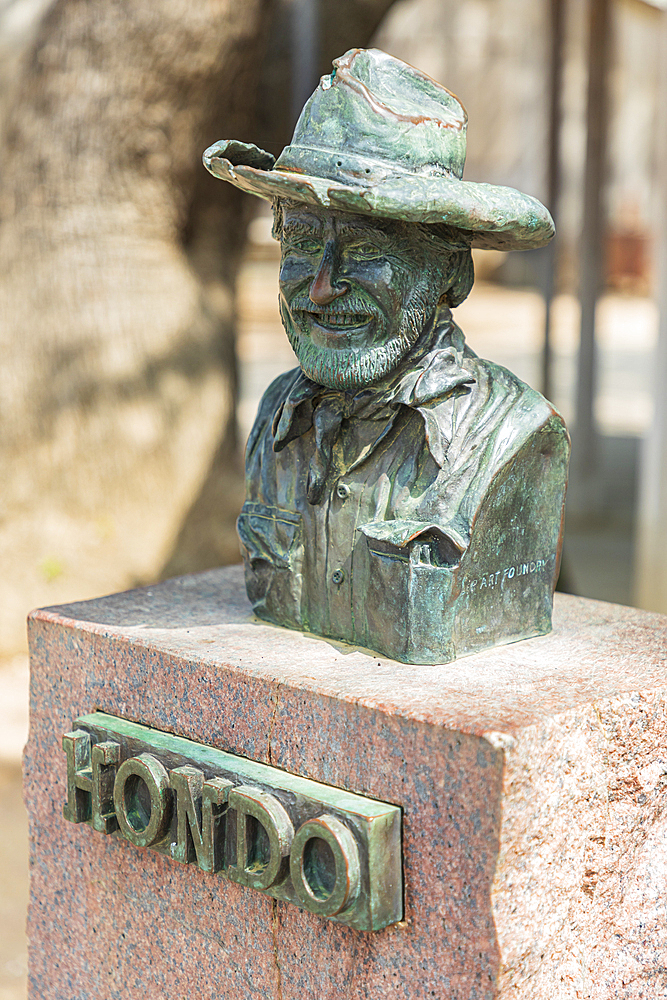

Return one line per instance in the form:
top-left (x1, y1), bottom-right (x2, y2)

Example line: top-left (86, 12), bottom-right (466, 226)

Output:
top-left (237, 501), bottom-right (304, 627)
top-left (355, 520), bottom-right (461, 663)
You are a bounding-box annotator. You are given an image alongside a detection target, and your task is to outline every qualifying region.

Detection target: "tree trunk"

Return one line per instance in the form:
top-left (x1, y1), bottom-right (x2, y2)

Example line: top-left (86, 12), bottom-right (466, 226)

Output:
top-left (0, 0), bottom-right (396, 653)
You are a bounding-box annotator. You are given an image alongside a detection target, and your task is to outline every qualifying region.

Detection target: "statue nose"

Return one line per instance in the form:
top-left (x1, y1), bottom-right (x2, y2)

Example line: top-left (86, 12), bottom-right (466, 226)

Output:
top-left (309, 242), bottom-right (348, 305)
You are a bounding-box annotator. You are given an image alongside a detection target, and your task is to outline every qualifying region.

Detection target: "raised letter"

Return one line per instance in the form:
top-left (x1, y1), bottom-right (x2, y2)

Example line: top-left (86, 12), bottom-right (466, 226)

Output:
top-left (290, 814), bottom-right (360, 917)
top-left (63, 730), bottom-right (92, 823)
top-left (227, 786), bottom-right (293, 890)
top-left (170, 766), bottom-right (231, 872)
top-left (63, 731), bottom-right (119, 831)
top-left (113, 753), bottom-right (170, 848)
top-left (91, 742), bottom-right (120, 834)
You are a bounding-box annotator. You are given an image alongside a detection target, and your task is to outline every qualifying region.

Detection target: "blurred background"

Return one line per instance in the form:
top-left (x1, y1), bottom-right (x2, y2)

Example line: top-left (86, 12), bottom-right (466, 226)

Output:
top-left (1, 0), bottom-right (667, 996)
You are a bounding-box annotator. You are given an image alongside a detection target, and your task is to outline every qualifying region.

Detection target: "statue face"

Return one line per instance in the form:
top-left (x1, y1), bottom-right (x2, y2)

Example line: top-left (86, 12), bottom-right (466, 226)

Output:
top-left (278, 204), bottom-right (446, 391)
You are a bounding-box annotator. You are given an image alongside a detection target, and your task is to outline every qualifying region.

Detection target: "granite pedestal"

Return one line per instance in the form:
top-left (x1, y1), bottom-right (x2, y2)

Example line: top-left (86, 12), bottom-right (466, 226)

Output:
top-left (25, 565), bottom-right (667, 999)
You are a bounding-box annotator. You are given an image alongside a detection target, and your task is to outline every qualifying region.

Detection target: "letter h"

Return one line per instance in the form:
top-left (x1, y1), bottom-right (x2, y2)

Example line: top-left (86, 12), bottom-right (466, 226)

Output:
top-left (62, 729), bottom-right (120, 834)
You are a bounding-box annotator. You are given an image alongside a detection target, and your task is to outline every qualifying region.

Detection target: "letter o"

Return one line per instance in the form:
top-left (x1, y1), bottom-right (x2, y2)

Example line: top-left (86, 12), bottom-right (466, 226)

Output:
top-left (290, 814), bottom-right (360, 917)
top-left (508, 567), bottom-right (515, 579)
top-left (113, 753), bottom-right (170, 847)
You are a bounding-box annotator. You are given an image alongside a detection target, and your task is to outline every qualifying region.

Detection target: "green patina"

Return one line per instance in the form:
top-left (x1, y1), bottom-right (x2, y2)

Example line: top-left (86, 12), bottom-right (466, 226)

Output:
top-left (202, 47), bottom-right (569, 665)
top-left (63, 712), bottom-right (403, 931)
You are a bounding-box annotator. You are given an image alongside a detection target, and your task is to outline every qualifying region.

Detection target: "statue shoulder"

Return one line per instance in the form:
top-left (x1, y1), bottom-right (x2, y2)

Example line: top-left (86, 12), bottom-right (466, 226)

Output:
top-left (260, 366), bottom-right (302, 411)
top-left (466, 352), bottom-right (567, 438)
top-left (246, 366), bottom-right (301, 455)
top-left (426, 350), bottom-right (569, 484)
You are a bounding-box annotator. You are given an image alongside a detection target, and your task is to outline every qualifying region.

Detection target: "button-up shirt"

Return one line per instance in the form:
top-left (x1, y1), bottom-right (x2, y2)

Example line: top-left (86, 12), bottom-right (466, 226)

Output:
top-left (238, 313), bottom-right (569, 663)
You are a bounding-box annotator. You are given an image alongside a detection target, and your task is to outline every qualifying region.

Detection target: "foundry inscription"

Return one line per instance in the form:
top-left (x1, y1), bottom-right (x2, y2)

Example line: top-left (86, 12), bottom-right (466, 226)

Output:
top-left (463, 556), bottom-right (554, 596)
top-left (62, 713), bottom-right (402, 931)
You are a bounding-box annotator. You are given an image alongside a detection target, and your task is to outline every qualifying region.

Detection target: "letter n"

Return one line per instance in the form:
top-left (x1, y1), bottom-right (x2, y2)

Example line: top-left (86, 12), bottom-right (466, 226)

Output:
top-left (170, 766), bottom-right (231, 872)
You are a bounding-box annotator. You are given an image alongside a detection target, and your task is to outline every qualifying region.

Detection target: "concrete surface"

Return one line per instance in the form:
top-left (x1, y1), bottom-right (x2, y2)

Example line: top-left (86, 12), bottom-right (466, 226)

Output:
top-left (0, 661), bottom-right (28, 1000)
top-left (0, 763), bottom-right (28, 1000)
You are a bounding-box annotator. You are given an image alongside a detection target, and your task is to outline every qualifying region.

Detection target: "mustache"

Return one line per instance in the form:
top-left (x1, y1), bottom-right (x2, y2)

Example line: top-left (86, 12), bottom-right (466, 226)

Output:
top-left (287, 294), bottom-right (382, 317)
top-left (282, 297), bottom-right (429, 391)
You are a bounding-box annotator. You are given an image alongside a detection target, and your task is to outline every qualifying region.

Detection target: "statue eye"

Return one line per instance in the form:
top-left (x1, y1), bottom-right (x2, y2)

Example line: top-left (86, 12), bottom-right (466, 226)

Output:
top-left (288, 237), bottom-right (322, 255)
top-left (350, 241), bottom-right (383, 259)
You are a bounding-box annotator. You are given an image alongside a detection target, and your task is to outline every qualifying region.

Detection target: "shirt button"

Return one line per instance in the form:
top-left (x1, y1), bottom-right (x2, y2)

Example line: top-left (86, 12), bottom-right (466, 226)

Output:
top-left (331, 569), bottom-right (345, 585)
top-left (336, 483), bottom-right (351, 499)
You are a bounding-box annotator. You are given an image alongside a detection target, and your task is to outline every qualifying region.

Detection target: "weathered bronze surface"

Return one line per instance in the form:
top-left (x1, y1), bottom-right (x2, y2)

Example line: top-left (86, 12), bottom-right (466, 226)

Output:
top-left (62, 712), bottom-right (403, 931)
top-left (203, 47), bottom-right (570, 664)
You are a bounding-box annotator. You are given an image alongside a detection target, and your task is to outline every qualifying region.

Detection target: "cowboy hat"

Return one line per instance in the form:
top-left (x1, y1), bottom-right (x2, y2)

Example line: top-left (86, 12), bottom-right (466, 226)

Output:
top-left (203, 48), bottom-right (554, 252)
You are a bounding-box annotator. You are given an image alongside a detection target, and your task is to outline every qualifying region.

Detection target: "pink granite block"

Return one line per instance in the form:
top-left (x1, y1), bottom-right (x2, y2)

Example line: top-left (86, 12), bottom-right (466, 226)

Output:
top-left (25, 566), bottom-right (667, 999)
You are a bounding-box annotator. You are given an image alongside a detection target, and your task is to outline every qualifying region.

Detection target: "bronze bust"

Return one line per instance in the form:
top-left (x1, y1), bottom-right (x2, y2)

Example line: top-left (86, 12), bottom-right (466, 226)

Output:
top-left (204, 48), bottom-right (570, 664)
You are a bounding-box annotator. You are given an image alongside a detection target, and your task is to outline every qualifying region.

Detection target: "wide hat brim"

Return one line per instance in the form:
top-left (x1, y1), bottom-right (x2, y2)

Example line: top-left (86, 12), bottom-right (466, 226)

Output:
top-left (203, 141), bottom-right (554, 252)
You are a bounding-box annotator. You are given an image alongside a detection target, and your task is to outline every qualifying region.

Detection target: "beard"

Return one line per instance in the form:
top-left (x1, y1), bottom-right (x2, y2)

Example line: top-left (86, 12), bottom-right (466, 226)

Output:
top-left (280, 275), bottom-right (441, 392)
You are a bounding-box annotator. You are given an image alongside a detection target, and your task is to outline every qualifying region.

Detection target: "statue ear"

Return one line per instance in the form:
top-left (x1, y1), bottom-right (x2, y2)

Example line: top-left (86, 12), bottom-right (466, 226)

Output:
top-left (271, 198), bottom-right (283, 241)
top-left (445, 250), bottom-right (475, 308)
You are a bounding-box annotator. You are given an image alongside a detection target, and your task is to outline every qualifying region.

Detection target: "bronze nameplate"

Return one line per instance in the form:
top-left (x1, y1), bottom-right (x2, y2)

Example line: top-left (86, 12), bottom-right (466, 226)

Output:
top-left (62, 712), bottom-right (402, 931)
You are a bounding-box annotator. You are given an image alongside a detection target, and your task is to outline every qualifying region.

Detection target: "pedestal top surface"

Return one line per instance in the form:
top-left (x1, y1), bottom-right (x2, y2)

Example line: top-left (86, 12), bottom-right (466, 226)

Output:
top-left (30, 564), bottom-right (667, 738)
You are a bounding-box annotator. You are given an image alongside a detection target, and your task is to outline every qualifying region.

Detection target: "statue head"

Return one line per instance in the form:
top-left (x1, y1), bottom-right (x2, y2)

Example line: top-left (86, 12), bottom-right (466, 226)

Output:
top-left (203, 47), bottom-right (554, 389)
top-left (273, 200), bottom-right (474, 389)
